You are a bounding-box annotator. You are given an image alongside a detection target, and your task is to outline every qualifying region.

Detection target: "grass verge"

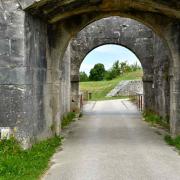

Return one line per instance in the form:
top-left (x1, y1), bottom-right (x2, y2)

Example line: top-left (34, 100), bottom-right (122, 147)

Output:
top-left (61, 112), bottom-right (76, 129)
top-left (0, 136), bottom-right (62, 180)
top-left (80, 70), bottom-right (142, 101)
top-left (143, 111), bottom-right (180, 152)
top-left (143, 111), bottom-right (169, 130)
top-left (164, 135), bottom-right (180, 151)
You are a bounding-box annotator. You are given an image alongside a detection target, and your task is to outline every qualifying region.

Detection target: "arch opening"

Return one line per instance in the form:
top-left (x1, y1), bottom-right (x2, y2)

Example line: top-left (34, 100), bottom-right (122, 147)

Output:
top-left (68, 16), bottom-right (170, 130)
top-left (79, 44), bottom-right (143, 101)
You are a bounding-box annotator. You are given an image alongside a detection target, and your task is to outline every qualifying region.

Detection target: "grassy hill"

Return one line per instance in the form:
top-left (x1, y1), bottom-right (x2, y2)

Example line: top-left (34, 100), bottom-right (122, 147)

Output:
top-left (80, 69), bottom-right (143, 101)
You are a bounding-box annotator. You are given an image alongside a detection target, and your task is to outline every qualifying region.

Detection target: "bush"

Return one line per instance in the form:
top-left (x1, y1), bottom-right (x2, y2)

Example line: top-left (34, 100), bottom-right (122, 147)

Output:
top-left (89, 63), bottom-right (106, 81)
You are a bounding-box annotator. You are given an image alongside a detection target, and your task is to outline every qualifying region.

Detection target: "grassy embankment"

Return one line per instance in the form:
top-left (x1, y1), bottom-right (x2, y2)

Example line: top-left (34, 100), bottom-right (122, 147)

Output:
top-left (80, 69), bottom-right (143, 101)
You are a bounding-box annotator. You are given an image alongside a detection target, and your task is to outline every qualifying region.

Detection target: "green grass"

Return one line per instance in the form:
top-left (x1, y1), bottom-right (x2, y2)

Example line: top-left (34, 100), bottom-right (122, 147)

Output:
top-left (164, 135), bottom-right (180, 151)
top-left (0, 136), bottom-right (61, 180)
top-left (61, 112), bottom-right (76, 129)
top-left (143, 111), bottom-right (169, 130)
top-left (80, 70), bottom-right (143, 101)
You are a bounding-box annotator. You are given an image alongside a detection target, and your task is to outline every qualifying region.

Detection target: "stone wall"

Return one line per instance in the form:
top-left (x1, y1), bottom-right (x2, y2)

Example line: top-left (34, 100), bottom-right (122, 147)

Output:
top-left (24, 13), bottom-right (53, 145)
top-left (0, 1), bottom-right (56, 147)
top-left (0, 1), bottom-right (31, 147)
top-left (61, 44), bottom-right (71, 116)
top-left (153, 36), bottom-right (170, 120)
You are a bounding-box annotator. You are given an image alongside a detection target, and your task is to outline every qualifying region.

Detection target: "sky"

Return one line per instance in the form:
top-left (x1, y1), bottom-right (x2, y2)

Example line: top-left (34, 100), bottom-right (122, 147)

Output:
top-left (80, 44), bottom-right (141, 75)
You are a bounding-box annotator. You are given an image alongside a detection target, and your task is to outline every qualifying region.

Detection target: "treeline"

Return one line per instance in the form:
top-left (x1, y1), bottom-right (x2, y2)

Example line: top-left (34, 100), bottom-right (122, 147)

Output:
top-left (80, 60), bottom-right (141, 82)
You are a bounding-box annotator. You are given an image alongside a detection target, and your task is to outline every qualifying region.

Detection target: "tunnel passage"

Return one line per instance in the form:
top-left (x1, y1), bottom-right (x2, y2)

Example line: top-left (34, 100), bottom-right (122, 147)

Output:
top-left (0, 0), bottom-right (179, 147)
top-left (67, 17), bottom-right (170, 121)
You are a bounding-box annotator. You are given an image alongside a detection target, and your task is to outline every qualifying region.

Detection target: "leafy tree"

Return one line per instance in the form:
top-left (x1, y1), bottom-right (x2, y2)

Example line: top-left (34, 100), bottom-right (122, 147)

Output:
top-left (105, 60), bottom-right (122, 80)
top-left (119, 61), bottom-right (129, 73)
top-left (89, 63), bottom-right (106, 81)
top-left (119, 61), bottom-right (142, 73)
top-left (80, 71), bottom-right (89, 82)
top-left (112, 60), bottom-right (121, 77)
top-left (105, 60), bottom-right (142, 80)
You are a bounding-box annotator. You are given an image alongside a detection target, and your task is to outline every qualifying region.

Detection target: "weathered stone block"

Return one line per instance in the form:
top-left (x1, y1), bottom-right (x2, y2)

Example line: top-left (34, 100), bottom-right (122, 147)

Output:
top-left (71, 75), bottom-right (79, 82)
top-left (0, 67), bottom-right (32, 84)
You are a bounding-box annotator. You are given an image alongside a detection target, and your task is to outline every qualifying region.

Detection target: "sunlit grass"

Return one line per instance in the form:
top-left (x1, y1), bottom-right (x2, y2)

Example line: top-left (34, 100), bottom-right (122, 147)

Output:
top-left (0, 136), bottom-right (62, 180)
top-left (80, 70), bottom-right (143, 101)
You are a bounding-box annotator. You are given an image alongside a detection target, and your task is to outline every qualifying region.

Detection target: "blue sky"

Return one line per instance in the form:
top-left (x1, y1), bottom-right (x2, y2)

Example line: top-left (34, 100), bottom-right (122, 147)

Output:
top-left (80, 44), bottom-right (141, 74)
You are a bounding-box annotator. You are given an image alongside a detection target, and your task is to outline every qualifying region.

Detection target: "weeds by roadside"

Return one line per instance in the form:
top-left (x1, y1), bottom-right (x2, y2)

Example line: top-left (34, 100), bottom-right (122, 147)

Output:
top-left (164, 135), bottom-right (180, 151)
top-left (143, 111), bottom-right (180, 152)
top-left (143, 111), bottom-right (169, 130)
top-left (0, 136), bottom-right (62, 180)
top-left (61, 112), bottom-right (76, 129)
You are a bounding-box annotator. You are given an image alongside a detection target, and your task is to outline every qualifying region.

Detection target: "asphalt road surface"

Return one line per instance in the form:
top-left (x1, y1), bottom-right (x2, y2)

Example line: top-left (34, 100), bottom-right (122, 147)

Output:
top-left (43, 99), bottom-right (180, 180)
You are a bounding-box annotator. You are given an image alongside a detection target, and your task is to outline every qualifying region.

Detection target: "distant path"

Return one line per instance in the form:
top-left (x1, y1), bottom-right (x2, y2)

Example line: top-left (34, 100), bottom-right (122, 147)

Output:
top-left (43, 99), bottom-right (180, 180)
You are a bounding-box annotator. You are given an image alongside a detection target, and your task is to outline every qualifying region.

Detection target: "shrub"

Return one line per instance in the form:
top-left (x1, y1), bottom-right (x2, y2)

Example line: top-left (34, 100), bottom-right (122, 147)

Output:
top-left (89, 63), bottom-right (106, 81)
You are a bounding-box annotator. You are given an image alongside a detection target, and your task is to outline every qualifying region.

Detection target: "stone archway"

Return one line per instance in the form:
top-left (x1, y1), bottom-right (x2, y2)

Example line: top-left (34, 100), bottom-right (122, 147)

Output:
top-left (41, 12), bottom-right (178, 137)
top-left (0, 0), bottom-right (179, 146)
top-left (68, 17), bottom-right (170, 121)
top-left (24, 1), bottom-right (180, 138)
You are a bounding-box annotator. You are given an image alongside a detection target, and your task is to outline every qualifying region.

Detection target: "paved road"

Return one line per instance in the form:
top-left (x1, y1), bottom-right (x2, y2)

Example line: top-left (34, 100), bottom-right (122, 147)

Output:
top-left (43, 100), bottom-right (180, 180)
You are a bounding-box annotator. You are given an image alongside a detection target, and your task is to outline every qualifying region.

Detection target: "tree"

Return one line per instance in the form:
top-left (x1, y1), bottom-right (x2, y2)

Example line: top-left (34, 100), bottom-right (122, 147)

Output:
top-left (105, 60), bottom-right (121, 80)
top-left (80, 71), bottom-right (89, 82)
top-left (104, 70), bottom-right (116, 80)
top-left (112, 60), bottom-right (121, 77)
top-left (89, 63), bottom-right (106, 81)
